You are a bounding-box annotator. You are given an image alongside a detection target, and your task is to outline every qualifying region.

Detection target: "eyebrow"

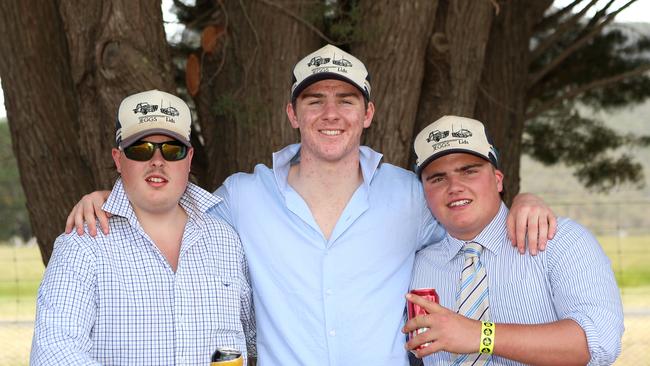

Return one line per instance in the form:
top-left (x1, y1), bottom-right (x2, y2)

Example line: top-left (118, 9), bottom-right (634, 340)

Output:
top-left (299, 92), bottom-right (361, 100)
top-left (424, 162), bottom-right (485, 181)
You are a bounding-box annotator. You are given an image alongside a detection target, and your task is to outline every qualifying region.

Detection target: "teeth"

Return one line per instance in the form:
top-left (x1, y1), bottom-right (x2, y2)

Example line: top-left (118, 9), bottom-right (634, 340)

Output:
top-left (147, 177), bottom-right (165, 183)
top-left (449, 199), bottom-right (470, 207)
top-left (321, 130), bottom-right (341, 136)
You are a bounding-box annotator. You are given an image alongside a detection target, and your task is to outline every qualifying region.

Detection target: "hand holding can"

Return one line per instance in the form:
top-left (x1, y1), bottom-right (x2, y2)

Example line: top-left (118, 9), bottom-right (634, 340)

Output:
top-left (406, 288), bottom-right (439, 350)
top-left (210, 348), bottom-right (243, 366)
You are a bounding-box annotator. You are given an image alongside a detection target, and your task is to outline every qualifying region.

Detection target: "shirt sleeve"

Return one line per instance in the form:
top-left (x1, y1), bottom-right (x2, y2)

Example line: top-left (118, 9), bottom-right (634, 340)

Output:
top-left (548, 219), bottom-right (624, 365)
top-left (417, 193), bottom-right (446, 251)
top-left (238, 236), bottom-right (257, 359)
top-left (30, 234), bottom-right (100, 365)
top-left (210, 175), bottom-right (238, 228)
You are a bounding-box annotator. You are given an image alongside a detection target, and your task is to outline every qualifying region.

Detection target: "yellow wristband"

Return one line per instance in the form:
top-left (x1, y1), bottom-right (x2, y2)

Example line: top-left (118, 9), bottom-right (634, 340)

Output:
top-left (480, 321), bottom-right (495, 354)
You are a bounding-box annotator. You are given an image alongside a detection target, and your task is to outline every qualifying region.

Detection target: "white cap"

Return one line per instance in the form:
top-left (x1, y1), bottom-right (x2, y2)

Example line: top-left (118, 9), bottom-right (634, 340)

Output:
top-left (291, 44), bottom-right (371, 102)
top-left (414, 115), bottom-right (499, 176)
top-left (115, 90), bottom-right (192, 148)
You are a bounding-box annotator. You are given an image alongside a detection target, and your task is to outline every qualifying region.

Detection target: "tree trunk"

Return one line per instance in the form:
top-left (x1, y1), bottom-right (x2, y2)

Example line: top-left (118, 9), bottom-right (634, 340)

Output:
top-left (0, 0), bottom-right (173, 265)
top-left (475, 0), bottom-right (552, 204)
top-left (195, 0), bottom-right (321, 190)
top-left (355, 0), bottom-right (439, 167)
top-left (411, 0), bottom-right (494, 168)
top-left (59, 0), bottom-right (175, 189)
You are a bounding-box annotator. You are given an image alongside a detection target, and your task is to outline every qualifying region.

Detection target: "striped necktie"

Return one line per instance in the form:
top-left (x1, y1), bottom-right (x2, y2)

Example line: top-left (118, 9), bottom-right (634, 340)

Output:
top-left (452, 241), bottom-right (491, 365)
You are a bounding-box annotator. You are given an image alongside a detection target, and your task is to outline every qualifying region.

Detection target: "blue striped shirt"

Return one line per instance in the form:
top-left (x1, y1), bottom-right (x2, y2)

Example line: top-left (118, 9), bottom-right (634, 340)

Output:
top-left (31, 179), bottom-right (255, 365)
top-left (411, 202), bottom-right (623, 365)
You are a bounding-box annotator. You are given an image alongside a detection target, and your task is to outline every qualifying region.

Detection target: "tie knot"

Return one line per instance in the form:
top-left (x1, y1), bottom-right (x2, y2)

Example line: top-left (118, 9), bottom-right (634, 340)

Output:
top-left (463, 242), bottom-right (483, 259)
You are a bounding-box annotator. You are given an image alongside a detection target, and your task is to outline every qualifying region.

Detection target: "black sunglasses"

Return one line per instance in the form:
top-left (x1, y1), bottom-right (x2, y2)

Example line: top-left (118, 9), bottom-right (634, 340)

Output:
top-left (123, 140), bottom-right (188, 161)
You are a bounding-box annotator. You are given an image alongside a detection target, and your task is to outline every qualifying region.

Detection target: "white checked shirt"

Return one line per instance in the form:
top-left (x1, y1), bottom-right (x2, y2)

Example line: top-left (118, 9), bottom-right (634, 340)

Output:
top-left (31, 179), bottom-right (255, 365)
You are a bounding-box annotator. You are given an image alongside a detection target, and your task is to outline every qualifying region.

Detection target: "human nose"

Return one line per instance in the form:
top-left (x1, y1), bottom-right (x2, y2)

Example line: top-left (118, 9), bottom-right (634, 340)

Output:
top-left (322, 100), bottom-right (339, 120)
top-left (150, 147), bottom-right (165, 166)
top-left (446, 174), bottom-right (464, 194)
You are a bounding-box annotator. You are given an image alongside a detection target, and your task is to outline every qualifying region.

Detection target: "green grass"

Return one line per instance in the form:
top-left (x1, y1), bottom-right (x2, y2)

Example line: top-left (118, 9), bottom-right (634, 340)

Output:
top-left (0, 240), bottom-right (649, 365)
top-left (599, 235), bottom-right (650, 287)
top-left (0, 245), bottom-right (44, 321)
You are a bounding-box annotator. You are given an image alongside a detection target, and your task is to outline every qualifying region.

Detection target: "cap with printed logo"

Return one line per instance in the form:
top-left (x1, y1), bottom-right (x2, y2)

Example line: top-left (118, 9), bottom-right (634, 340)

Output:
top-left (291, 44), bottom-right (371, 102)
top-left (115, 89), bottom-right (192, 149)
top-left (414, 115), bottom-right (499, 176)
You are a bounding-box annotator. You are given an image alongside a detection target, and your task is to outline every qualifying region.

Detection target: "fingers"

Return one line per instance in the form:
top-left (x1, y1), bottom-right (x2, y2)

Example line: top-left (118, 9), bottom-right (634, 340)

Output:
top-left (547, 213), bottom-right (557, 240)
top-left (514, 209), bottom-right (528, 255)
top-left (507, 213), bottom-right (516, 248)
top-left (406, 331), bottom-right (444, 358)
top-left (526, 210), bottom-right (540, 256)
top-left (81, 196), bottom-right (97, 236)
top-left (65, 202), bottom-right (79, 234)
top-left (406, 293), bottom-right (442, 313)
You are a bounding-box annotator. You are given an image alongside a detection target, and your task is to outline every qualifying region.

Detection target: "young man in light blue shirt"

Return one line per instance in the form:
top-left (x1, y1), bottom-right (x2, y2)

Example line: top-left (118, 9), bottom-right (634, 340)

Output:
top-left (404, 115), bottom-right (623, 365)
top-left (66, 46), bottom-right (556, 366)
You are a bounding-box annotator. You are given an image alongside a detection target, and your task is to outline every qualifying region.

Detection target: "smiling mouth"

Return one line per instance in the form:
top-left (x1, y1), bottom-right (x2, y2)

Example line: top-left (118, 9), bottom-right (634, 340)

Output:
top-left (448, 199), bottom-right (471, 208)
top-left (320, 129), bottom-right (342, 136)
top-left (146, 177), bottom-right (167, 183)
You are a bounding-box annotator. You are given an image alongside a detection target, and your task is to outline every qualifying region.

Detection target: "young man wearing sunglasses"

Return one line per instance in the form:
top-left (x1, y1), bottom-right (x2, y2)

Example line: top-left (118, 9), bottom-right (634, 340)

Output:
top-left (31, 90), bottom-right (255, 365)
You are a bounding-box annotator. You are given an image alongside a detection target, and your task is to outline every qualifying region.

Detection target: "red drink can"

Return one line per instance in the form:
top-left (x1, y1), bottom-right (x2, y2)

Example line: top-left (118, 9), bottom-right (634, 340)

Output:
top-left (407, 288), bottom-right (439, 350)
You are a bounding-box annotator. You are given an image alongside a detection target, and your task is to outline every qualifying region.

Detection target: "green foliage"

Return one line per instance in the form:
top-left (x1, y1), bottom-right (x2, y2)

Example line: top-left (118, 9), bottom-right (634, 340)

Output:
top-left (523, 108), bottom-right (647, 191)
top-left (0, 121), bottom-right (31, 240)
top-left (527, 18), bottom-right (650, 191)
top-left (321, 0), bottom-right (362, 45)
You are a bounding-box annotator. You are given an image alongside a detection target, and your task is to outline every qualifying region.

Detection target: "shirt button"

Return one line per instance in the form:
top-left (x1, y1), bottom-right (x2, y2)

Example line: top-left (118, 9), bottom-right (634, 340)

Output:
top-left (326, 289), bottom-right (333, 296)
top-left (329, 329), bottom-right (336, 337)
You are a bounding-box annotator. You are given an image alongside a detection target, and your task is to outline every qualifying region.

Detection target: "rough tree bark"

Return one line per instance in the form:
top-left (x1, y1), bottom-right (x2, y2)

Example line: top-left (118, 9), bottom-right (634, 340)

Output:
top-left (355, 0), bottom-right (439, 167)
top-left (475, 0), bottom-right (553, 203)
top-left (0, 0), bottom-right (173, 264)
top-left (412, 0), bottom-right (494, 154)
top-left (195, 0), bottom-right (320, 190)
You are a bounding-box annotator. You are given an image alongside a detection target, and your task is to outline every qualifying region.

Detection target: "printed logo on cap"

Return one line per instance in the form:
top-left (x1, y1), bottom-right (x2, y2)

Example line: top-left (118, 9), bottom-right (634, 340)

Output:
top-left (291, 44), bottom-right (371, 101)
top-left (414, 115), bottom-right (499, 175)
top-left (116, 90), bottom-right (192, 148)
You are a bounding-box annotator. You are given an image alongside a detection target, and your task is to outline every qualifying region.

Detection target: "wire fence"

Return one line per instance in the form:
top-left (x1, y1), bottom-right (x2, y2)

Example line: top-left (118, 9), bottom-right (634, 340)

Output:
top-left (0, 201), bottom-right (649, 365)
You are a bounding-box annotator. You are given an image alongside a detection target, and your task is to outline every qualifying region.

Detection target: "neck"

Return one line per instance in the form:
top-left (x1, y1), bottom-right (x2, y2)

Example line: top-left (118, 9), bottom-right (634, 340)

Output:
top-left (133, 203), bottom-right (188, 272)
top-left (293, 147), bottom-right (363, 187)
top-left (287, 148), bottom-right (364, 240)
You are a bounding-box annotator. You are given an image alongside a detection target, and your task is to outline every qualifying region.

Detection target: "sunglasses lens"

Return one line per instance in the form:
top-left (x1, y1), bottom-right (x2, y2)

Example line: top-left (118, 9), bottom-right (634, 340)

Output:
top-left (161, 143), bottom-right (187, 161)
top-left (124, 142), bottom-right (155, 161)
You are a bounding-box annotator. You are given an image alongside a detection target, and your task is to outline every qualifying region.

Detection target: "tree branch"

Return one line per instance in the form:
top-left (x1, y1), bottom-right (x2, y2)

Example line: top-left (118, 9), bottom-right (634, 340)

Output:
top-left (531, 0), bottom-right (599, 61)
top-left (525, 64), bottom-right (650, 120)
top-left (535, 0), bottom-right (584, 33)
top-left (258, 0), bottom-right (338, 45)
top-left (528, 0), bottom-right (637, 88)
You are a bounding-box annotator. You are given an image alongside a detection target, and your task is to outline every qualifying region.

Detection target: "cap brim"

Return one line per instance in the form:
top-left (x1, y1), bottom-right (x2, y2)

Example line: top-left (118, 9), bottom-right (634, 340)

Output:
top-left (416, 149), bottom-right (496, 177)
top-left (119, 129), bottom-right (192, 149)
top-left (292, 72), bottom-right (369, 102)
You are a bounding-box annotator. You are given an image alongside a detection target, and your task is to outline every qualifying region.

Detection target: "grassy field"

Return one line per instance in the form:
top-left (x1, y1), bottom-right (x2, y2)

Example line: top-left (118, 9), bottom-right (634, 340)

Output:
top-left (599, 235), bottom-right (650, 288)
top-left (0, 239), bottom-right (649, 366)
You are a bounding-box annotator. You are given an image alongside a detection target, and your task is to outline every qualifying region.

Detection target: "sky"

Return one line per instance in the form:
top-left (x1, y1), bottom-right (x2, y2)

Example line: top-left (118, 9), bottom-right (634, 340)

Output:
top-left (1, 0), bottom-right (648, 121)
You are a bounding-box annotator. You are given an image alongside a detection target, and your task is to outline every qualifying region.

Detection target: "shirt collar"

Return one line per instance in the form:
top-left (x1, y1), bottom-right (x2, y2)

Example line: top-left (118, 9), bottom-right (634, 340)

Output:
top-left (271, 143), bottom-right (384, 192)
top-left (443, 201), bottom-right (510, 262)
top-left (103, 178), bottom-right (221, 222)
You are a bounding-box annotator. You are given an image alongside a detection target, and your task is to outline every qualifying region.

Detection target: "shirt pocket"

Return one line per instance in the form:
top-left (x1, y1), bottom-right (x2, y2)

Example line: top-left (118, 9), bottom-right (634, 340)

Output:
top-left (202, 274), bottom-right (243, 332)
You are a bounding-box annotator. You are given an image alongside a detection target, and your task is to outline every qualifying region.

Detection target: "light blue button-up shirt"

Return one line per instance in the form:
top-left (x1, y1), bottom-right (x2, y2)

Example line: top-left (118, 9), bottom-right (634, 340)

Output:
top-left (411, 203), bottom-right (624, 365)
top-left (211, 143), bottom-right (445, 366)
top-left (31, 179), bottom-right (255, 365)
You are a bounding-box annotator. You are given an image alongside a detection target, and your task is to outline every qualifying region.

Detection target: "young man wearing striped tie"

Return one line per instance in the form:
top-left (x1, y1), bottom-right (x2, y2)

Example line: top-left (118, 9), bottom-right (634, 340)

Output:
top-left (404, 115), bottom-right (624, 365)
